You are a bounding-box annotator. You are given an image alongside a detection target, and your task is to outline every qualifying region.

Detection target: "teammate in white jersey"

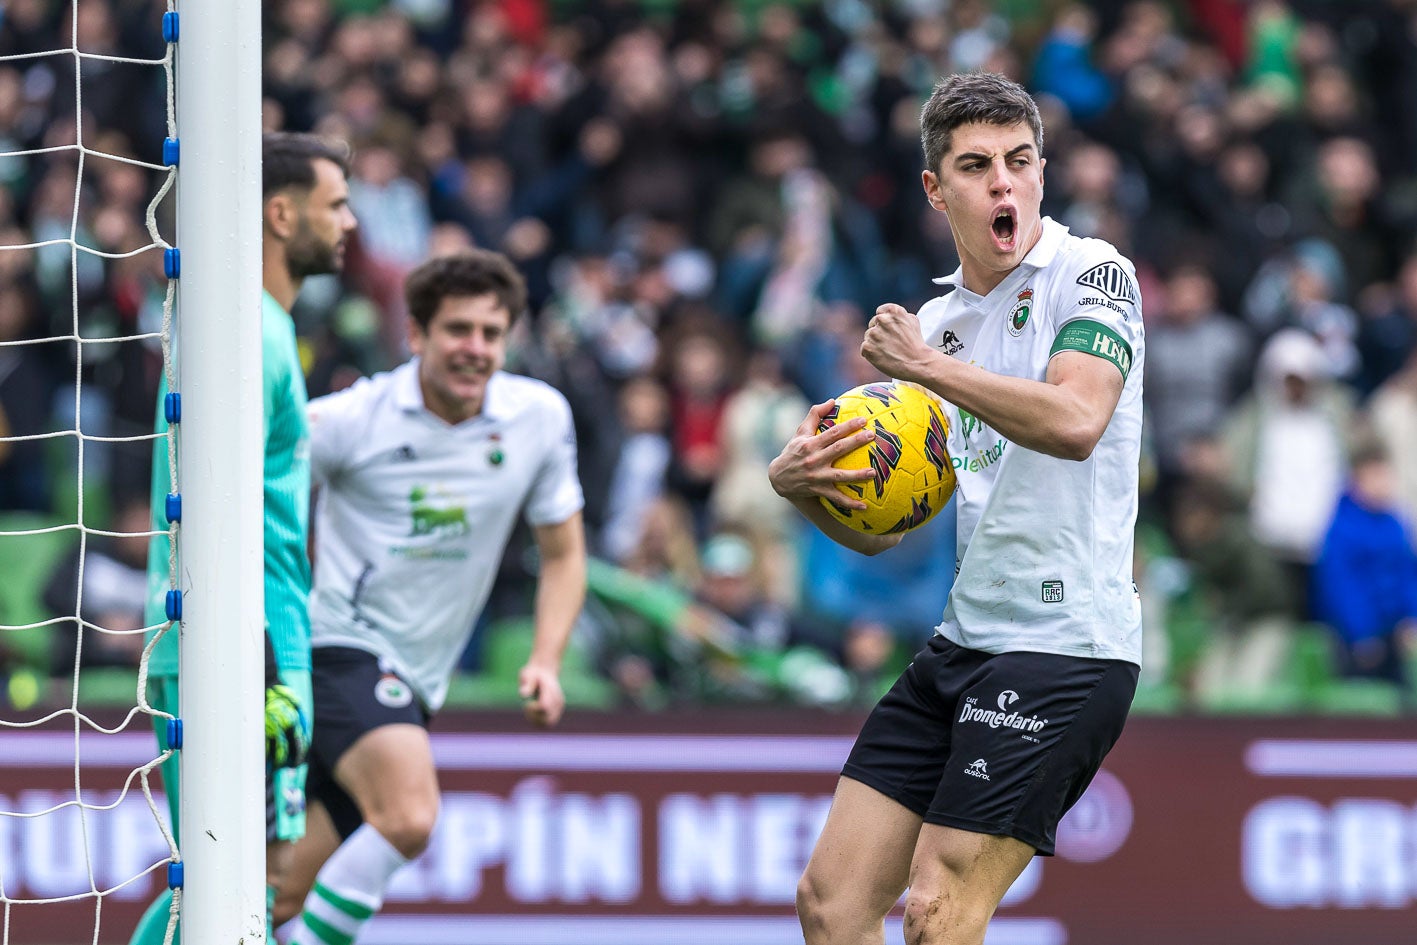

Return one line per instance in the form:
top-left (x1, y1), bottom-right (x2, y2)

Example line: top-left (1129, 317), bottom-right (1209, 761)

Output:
top-left (769, 73), bottom-right (1144, 945)
top-left (274, 250), bottom-right (587, 945)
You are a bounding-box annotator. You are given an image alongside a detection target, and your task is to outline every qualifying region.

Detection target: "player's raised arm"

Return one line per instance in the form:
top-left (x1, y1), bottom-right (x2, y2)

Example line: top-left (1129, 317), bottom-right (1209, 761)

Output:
top-left (865, 302), bottom-right (1125, 461)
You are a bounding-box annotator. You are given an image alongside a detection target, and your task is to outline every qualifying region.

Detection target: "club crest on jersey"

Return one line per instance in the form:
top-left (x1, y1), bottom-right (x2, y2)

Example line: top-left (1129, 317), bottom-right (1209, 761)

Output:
top-left (375, 674), bottom-right (414, 708)
top-left (1075, 262), bottom-right (1137, 304)
top-left (1008, 288), bottom-right (1033, 336)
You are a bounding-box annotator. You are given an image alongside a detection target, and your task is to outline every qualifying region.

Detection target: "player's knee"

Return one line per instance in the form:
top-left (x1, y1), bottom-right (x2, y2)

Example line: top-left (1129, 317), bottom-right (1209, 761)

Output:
top-left (370, 801), bottom-right (438, 859)
top-left (270, 889), bottom-right (302, 929)
top-left (901, 883), bottom-right (989, 945)
top-left (795, 867), bottom-right (855, 940)
top-left (795, 870), bottom-right (828, 937)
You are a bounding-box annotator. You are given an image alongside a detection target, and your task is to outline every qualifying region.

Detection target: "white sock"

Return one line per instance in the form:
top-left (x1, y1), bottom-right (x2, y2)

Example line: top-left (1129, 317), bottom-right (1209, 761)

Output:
top-left (287, 824), bottom-right (409, 945)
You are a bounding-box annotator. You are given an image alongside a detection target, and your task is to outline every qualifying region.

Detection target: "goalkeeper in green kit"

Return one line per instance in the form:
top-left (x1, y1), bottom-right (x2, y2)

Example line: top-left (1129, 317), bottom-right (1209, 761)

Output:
top-left (129, 132), bottom-right (358, 945)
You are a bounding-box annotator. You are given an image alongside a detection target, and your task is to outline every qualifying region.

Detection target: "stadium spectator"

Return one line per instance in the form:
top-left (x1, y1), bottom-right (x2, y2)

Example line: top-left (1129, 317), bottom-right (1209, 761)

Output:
top-left (1367, 345), bottom-right (1417, 524)
top-left (1222, 328), bottom-right (1354, 613)
top-left (1145, 264), bottom-right (1253, 506)
top-left (1313, 440), bottom-right (1417, 698)
top-left (1169, 476), bottom-right (1295, 707)
top-left (42, 497), bottom-right (150, 674)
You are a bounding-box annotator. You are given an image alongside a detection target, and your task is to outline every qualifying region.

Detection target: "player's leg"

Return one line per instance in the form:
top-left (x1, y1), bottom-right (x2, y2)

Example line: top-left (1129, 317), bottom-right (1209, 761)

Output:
top-left (901, 827), bottom-right (1033, 945)
top-left (798, 635), bottom-right (971, 945)
top-left (129, 673), bottom-right (181, 945)
top-left (266, 669), bottom-right (313, 935)
top-left (797, 777), bottom-right (922, 945)
top-left (285, 725), bottom-right (437, 945)
top-left (272, 800), bottom-right (343, 928)
top-left (284, 648), bottom-right (435, 945)
top-left (902, 649), bottom-right (1139, 945)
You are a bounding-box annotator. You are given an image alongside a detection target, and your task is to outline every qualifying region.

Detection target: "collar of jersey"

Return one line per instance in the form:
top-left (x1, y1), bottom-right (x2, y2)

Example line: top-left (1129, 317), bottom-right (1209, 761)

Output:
top-left (931, 217), bottom-right (1069, 294)
top-left (394, 358), bottom-right (507, 421)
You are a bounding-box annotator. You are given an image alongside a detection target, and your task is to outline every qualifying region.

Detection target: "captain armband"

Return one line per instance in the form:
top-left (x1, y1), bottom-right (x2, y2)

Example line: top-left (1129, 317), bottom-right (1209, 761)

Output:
top-left (1050, 319), bottom-right (1134, 381)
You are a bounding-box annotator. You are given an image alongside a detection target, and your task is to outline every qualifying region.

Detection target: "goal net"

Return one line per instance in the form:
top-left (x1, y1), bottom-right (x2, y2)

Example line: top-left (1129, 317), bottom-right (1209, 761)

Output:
top-left (0, 2), bottom-right (266, 942)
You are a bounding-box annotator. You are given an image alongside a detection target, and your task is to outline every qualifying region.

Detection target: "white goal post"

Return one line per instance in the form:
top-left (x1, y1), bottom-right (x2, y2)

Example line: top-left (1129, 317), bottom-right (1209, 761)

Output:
top-left (173, 0), bottom-right (266, 941)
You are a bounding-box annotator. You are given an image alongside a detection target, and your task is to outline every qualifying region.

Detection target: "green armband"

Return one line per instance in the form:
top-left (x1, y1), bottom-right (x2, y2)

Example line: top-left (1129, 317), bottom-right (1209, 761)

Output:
top-left (1051, 319), bottom-right (1134, 380)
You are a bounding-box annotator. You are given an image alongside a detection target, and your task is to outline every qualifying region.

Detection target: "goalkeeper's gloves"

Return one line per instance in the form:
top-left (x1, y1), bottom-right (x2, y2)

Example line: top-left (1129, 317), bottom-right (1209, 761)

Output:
top-left (265, 683), bottom-right (310, 770)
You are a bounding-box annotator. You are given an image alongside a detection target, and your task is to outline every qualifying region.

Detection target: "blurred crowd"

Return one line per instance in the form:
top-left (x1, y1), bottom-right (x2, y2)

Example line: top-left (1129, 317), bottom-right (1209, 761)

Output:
top-left (2, 0), bottom-right (1416, 713)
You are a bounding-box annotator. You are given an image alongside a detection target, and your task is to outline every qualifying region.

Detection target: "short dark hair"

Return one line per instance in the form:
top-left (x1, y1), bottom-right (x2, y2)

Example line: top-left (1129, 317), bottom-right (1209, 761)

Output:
top-left (262, 132), bottom-right (350, 199)
top-left (920, 73), bottom-right (1044, 176)
top-left (404, 250), bottom-right (528, 330)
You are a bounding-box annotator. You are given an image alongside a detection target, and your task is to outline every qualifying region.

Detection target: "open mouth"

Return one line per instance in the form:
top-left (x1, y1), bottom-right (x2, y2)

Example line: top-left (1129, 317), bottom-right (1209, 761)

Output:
top-left (991, 209), bottom-right (1016, 248)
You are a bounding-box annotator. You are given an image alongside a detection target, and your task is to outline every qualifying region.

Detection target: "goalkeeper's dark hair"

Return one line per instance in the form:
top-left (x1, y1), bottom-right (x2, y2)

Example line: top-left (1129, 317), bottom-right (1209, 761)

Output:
top-left (262, 132), bottom-right (351, 199)
top-left (405, 250), bottom-right (528, 330)
top-left (920, 73), bottom-right (1044, 176)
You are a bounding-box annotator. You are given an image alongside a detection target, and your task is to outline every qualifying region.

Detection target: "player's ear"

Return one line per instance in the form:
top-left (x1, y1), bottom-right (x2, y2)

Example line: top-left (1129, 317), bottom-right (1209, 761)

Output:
top-left (406, 315), bottom-right (427, 356)
top-left (922, 170), bottom-right (948, 214)
top-left (263, 192), bottom-right (297, 240)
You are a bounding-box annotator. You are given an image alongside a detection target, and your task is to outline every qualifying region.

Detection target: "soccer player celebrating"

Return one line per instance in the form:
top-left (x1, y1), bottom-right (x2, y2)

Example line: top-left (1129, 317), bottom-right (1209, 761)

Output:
top-left (768, 72), bottom-right (1145, 945)
top-left (274, 250), bottom-right (587, 945)
top-left (132, 132), bottom-right (358, 945)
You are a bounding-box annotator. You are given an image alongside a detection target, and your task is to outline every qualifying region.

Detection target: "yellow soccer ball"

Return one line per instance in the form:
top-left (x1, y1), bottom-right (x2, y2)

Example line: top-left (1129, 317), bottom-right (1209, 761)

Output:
top-left (818, 381), bottom-right (956, 535)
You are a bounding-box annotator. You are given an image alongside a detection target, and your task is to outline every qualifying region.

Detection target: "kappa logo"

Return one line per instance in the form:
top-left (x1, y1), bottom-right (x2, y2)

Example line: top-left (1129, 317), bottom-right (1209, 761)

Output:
top-left (374, 673), bottom-right (414, 708)
top-left (964, 759), bottom-right (991, 780)
top-left (1076, 262), bottom-right (1137, 304)
top-left (937, 329), bottom-right (964, 355)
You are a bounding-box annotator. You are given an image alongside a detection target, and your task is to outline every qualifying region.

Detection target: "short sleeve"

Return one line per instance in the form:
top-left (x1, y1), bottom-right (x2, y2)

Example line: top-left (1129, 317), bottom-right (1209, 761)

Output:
top-left (1048, 252), bottom-right (1144, 381)
top-left (524, 390), bottom-right (586, 527)
top-left (307, 380), bottom-right (368, 487)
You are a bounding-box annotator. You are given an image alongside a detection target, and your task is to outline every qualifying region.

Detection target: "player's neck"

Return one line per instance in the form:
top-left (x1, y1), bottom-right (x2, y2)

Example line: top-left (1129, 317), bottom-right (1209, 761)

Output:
top-left (263, 252), bottom-right (301, 313)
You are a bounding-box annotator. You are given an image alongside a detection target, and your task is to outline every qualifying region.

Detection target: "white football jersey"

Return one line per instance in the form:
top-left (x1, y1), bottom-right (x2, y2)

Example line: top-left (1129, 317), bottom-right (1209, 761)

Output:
top-left (916, 218), bottom-right (1145, 664)
top-left (307, 361), bottom-right (584, 710)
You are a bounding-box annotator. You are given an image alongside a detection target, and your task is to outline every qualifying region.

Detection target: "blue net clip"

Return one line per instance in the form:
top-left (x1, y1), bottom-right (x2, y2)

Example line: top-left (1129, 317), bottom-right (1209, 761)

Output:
top-left (165, 718), bottom-right (182, 751)
top-left (167, 861), bottom-right (184, 889)
top-left (163, 248), bottom-right (180, 279)
top-left (162, 137), bottom-right (179, 167)
top-left (162, 12), bottom-right (179, 44)
top-left (164, 392), bottom-right (181, 424)
top-left (165, 590), bottom-right (182, 622)
top-left (165, 493), bottom-right (181, 523)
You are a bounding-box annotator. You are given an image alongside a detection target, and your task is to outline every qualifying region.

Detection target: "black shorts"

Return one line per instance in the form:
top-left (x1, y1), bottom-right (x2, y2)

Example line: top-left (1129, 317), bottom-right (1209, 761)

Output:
top-left (307, 646), bottom-right (431, 839)
top-left (843, 635), bottom-right (1138, 856)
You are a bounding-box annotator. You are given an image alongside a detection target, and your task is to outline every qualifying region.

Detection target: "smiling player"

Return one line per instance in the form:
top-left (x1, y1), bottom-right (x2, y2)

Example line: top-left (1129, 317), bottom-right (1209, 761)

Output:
top-left (273, 250), bottom-right (587, 945)
top-left (769, 72), bottom-right (1146, 945)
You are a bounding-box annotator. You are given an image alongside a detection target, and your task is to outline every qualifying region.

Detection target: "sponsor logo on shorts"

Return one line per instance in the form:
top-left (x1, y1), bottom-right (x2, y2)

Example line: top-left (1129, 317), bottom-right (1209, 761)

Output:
top-left (959, 694), bottom-right (1049, 733)
top-left (375, 674), bottom-right (414, 708)
top-left (964, 758), bottom-right (991, 780)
